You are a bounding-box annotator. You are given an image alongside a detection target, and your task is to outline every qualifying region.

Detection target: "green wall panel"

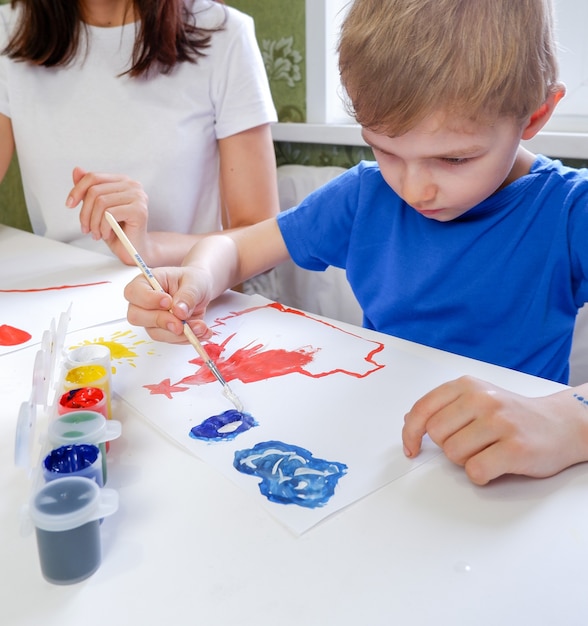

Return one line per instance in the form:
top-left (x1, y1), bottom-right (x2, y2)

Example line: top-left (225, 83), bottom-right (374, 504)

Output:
top-left (229, 0), bottom-right (306, 122)
top-left (0, 155), bottom-right (31, 232)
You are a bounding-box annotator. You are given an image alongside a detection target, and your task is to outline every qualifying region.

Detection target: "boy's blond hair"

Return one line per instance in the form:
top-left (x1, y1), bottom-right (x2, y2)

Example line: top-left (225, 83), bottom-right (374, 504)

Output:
top-left (338, 0), bottom-right (560, 135)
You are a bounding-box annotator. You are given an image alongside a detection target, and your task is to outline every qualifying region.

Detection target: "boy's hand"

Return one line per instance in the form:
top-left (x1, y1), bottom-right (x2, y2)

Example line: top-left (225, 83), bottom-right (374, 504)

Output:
top-left (124, 267), bottom-right (213, 344)
top-left (402, 376), bottom-right (588, 485)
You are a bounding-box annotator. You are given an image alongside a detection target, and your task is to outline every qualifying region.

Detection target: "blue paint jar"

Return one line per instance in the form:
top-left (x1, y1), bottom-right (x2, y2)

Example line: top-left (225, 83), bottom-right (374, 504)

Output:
top-left (29, 477), bottom-right (118, 585)
top-left (42, 443), bottom-right (104, 487)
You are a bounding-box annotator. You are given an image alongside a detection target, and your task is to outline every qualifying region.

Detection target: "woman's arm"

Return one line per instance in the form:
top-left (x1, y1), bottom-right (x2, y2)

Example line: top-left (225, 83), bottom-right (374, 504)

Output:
top-left (65, 123), bottom-right (279, 267)
top-left (218, 123), bottom-right (279, 230)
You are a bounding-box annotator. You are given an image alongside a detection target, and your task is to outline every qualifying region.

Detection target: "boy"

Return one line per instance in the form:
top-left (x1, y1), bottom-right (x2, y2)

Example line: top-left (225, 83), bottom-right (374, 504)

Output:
top-left (123, 0), bottom-right (588, 485)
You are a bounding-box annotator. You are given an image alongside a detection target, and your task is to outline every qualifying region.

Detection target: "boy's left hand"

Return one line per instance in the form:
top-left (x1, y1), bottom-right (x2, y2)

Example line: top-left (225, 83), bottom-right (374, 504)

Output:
top-left (402, 375), bottom-right (588, 485)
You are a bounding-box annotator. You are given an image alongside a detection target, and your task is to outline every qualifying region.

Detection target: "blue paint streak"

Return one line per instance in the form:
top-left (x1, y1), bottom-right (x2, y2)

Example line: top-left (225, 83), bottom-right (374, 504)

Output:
top-left (233, 440), bottom-right (348, 508)
top-left (189, 409), bottom-right (257, 442)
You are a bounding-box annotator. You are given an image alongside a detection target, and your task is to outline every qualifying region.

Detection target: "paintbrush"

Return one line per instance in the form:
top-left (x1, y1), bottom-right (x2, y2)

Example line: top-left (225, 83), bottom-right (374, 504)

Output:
top-left (104, 212), bottom-right (244, 413)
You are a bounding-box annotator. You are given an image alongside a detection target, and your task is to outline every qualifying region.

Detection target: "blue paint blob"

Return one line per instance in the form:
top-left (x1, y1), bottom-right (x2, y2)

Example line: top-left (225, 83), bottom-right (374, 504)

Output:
top-left (233, 440), bottom-right (348, 508)
top-left (43, 444), bottom-right (99, 474)
top-left (189, 409), bottom-right (257, 442)
top-left (42, 444), bottom-right (104, 487)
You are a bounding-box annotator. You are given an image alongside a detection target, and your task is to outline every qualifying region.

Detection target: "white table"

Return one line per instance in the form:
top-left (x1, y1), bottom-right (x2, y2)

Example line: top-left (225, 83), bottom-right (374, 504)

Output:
top-left (1, 225), bottom-right (588, 626)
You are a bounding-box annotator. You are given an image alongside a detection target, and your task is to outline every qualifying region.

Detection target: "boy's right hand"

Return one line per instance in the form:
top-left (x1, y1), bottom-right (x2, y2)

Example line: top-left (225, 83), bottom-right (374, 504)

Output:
top-left (124, 267), bottom-right (213, 344)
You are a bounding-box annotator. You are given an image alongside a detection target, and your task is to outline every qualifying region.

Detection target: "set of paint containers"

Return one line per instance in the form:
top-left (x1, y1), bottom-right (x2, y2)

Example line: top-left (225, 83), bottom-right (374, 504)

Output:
top-left (28, 344), bottom-right (122, 585)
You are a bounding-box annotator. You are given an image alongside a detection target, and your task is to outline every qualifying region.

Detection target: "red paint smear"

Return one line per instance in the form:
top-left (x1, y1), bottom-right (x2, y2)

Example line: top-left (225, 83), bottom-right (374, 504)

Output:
top-left (144, 378), bottom-right (190, 399)
top-left (181, 334), bottom-right (319, 385)
top-left (143, 302), bottom-right (386, 397)
top-left (207, 302), bottom-right (386, 380)
top-left (0, 281), bottom-right (110, 293)
top-left (0, 324), bottom-right (32, 346)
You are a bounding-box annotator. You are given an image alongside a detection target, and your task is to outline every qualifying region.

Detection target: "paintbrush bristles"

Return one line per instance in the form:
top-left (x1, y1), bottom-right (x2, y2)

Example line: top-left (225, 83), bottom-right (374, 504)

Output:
top-left (223, 386), bottom-right (244, 413)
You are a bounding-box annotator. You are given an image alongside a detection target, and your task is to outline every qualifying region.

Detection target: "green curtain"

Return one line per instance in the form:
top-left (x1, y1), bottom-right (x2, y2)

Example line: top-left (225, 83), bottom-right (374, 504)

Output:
top-left (0, 0), bottom-right (30, 229)
top-left (0, 157), bottom-right (30, 232)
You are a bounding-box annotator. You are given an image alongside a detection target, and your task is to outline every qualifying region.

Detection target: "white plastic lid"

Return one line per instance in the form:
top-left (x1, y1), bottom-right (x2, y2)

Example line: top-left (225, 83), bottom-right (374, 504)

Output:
top-left (29, 477), bottom-right (118, 532)
top-left (14, 307), bottom-right (72, 472)
top-left (48, 411), bottom-right (122, 446)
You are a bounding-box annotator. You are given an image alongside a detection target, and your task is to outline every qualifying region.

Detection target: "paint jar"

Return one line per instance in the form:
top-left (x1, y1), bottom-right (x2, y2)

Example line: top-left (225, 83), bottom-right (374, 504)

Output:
top-left (48, 411), bottom-right (122, 483)
top-left (57, 387), bottom-right (108, 419)
top-left (42, 443), bottom-right (104, 487)
top-left (30, 476), bottom-right (118, 585)
top-left (63, 345), bottom-right (113, 419)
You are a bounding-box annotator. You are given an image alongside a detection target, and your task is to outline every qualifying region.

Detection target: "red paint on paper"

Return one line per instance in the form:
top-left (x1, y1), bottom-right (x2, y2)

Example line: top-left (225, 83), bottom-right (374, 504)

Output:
top-left (0, 324), bottom-right (32, 346)
top-left (142, 302), bottom-right (385, 398)
top-left (144, 378), bottom-right (190, 399)
top-left (180, 334), bottom-right (319, 385)
top-left (0, 281), bottom-right (109, 293)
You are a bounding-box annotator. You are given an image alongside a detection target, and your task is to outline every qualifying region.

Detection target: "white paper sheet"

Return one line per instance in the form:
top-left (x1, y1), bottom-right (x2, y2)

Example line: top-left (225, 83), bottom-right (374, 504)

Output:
top-left (57, 294), bottom-right (461, 534)
top-left (0, 236), bottom-right (139, 356)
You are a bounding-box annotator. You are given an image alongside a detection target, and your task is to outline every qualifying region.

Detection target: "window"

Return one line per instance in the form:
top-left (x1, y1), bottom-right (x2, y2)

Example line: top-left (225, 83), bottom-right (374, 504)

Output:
top-left (305, 0), bottom-right (353, 125)
top-left (549, 0), bottom-right (588, 133)
top-left (274, 0), bottom-right (588, 157)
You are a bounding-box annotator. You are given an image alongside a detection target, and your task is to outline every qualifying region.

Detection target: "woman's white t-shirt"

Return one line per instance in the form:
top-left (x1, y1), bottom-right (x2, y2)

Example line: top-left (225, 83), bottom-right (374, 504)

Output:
top-left (0, 1), bottom-right (276, 246)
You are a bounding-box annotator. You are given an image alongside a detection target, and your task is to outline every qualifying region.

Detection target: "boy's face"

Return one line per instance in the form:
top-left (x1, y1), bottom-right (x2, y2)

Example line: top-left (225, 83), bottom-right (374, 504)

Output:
top-left (361, 112), bottom-right (526, 221)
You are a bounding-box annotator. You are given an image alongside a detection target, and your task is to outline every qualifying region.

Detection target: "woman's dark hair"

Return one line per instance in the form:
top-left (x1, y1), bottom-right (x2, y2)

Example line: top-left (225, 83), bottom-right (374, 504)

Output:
top-left (3, 0), bottom-right (227, 77)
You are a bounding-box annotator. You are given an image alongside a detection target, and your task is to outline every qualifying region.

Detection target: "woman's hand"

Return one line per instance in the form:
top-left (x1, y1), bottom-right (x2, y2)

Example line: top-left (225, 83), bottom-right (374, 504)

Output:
top-left (402, 375), bottom-right (588, 485)
top-left (66, 166), bottom-right (152, 265)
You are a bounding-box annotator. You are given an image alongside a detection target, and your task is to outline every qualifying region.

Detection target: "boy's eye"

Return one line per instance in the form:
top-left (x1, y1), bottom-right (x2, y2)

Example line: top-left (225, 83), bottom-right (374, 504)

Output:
top-left (441, 157), bottom-right (470, 165)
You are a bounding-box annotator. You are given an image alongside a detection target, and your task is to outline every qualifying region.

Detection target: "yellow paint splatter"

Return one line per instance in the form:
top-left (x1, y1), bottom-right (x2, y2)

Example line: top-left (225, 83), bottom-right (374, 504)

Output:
top-left (68, 328), bottom-right (155, 370)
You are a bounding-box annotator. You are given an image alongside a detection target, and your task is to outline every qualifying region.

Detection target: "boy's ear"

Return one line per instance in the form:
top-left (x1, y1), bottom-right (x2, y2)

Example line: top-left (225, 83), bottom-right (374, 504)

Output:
top-left (521, 84), bottom-right (566, 140)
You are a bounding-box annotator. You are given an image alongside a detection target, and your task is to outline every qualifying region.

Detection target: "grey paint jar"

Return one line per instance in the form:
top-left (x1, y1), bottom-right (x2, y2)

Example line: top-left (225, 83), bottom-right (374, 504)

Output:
top-left (29, 476), bottom-right (118, 585)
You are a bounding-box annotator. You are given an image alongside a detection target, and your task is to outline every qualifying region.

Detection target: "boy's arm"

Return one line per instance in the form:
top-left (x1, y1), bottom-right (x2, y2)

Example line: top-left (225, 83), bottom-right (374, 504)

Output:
top-left (402, 376), bottom-right (588, 485)
top-left (124, 217), bottom-right (289, 343)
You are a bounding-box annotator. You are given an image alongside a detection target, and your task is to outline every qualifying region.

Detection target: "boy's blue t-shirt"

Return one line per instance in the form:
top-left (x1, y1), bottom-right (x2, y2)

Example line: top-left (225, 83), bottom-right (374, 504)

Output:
top-left (276, 155), bottom-right (588, 384)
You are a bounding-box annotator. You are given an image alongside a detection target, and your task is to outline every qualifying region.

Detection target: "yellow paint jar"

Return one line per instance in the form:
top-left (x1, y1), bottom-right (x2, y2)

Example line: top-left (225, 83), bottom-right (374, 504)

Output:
top-left (63, 345), bottom-right (113, 419)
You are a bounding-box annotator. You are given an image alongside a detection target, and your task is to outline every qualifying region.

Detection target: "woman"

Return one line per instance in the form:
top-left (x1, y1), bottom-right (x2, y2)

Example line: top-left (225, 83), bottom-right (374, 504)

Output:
top-left (0, 0), bottom-right (279, 266)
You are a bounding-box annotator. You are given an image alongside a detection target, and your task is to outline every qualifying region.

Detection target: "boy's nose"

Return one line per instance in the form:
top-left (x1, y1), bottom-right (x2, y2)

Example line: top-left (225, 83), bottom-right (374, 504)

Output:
top-left (400, 168), bottom-right (437, 207)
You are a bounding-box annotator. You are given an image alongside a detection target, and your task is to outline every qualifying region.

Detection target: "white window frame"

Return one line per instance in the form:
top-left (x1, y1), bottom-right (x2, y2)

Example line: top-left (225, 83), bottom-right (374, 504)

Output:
top-left (548, 0), bottom-right (588, 133)
top-left (304, 0), bottom-right (353, 126)
top-left (272, 0), bottom-right (588, 159)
